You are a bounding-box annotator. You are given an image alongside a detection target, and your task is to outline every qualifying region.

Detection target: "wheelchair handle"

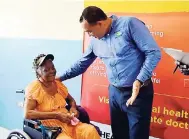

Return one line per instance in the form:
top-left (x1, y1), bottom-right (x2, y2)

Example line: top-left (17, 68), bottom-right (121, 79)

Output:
top-left (16, 89), bottom-right (25, 94)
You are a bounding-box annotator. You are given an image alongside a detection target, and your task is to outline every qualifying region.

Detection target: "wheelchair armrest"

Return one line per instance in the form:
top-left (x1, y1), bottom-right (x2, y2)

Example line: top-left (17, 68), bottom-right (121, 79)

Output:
top-left (65, 105), bottom-right (90, 124)
top-left (23, 119), bottom-right (62, 139)
top-left (23, 119), bottom-right (61, 130)
top-left (42, 126), bottom-right (61, 130)
top-left (24, 119), bottom-right (41, 128)
top-left (77, 106), bottom-right (90, 123)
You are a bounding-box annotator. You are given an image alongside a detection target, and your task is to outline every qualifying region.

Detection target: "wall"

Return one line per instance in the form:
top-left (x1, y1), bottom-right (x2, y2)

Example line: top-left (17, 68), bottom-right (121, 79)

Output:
top-left (0, 0), bottom-right (84, 131)
top-left (84, 1), bottom-right (189, 13)
top-left (0, 0), bottom-right (83, 40)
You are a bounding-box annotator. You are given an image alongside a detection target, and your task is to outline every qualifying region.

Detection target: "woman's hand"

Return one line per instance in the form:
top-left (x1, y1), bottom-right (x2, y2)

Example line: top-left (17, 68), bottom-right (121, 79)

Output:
top-left (69, 107), bottom-right (79, 118)
top-left (57, 112), bottom-right (72, 124)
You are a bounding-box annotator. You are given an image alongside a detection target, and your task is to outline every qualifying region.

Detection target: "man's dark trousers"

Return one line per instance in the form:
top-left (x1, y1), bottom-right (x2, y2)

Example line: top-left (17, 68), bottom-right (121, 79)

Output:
top-left (109, 81), bottom-right (154, 139)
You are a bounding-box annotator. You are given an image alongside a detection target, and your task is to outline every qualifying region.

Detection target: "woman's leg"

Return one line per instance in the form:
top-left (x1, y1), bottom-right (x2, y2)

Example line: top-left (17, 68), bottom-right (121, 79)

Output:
top-left (56, 132), bottom-right (73, 139)
top-left (75, 123), bottom-right (100, 139)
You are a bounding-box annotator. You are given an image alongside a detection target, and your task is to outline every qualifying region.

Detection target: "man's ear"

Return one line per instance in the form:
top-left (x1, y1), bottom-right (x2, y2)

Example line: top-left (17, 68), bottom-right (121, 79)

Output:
top-left (96, 21), bottom-right (103, 26)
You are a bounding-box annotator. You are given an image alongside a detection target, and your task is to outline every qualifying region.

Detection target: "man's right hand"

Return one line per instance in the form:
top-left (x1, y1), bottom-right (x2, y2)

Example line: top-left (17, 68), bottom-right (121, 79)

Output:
top-left (57, 112), bottom-right (73, 124)
top-left (175, 61), bottom-right (189, 75)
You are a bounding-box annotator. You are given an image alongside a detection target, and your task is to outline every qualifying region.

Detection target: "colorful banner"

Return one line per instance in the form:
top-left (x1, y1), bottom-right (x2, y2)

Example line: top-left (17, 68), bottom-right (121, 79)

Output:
top-left (81, 12), bottom-right (189, 139)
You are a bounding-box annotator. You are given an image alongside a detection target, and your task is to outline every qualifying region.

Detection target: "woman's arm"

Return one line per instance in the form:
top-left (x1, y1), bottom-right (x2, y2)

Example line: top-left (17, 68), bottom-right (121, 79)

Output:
top-left (66, 93), bottom-right (77, 108)
top-left (24, 98), bottom-right (58, 119)
top-left (66, 93), bottom-right (80, 118)
top-left (24, 98), bottom-right (72, 123)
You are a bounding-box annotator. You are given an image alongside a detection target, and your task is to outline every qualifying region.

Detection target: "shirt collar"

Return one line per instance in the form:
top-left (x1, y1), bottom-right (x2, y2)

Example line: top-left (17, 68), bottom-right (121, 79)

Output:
top-left (100, 15), bottom-right (118, 40)
top-left (110, 15), bottom-right (118, 29)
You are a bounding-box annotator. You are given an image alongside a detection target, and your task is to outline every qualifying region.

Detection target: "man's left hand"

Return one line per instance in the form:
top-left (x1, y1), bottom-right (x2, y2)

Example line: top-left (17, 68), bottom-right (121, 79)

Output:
top-left (126, 80), bottom-right (141, 107)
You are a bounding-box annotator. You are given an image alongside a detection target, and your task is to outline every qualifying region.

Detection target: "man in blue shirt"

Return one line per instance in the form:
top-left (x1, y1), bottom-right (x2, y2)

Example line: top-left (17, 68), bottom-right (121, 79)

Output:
top-left (59, 6), bottom-right (161, 139)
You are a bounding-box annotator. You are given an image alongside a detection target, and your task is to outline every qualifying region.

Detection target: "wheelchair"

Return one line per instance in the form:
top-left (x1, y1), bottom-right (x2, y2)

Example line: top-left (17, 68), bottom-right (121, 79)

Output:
top-left (7, 97), bottom-right (101, 139)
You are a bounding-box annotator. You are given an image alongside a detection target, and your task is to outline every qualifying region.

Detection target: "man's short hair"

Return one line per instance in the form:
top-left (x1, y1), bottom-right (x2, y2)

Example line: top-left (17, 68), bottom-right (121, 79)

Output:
top-left (79, 6), bottom-right (107, 25)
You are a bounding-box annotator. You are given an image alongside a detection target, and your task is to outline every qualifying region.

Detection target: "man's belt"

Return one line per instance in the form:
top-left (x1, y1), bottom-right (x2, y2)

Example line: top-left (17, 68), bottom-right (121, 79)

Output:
top-left (113, 79), bottom-right (152, 92)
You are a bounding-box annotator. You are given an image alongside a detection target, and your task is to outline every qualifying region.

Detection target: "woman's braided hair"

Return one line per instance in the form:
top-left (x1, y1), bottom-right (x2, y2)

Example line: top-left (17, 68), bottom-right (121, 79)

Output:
top-left (33, 54), bottom-right (46, 79)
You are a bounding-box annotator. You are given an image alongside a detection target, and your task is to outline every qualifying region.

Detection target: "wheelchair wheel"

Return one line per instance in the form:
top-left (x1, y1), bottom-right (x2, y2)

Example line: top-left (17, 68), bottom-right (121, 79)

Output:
top-left (7, 129), bottom-right (31, 139)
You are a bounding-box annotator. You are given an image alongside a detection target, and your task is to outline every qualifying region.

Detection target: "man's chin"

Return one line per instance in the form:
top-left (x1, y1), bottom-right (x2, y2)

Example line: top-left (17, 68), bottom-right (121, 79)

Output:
top-left (96, 35), bottom-right (104, 39)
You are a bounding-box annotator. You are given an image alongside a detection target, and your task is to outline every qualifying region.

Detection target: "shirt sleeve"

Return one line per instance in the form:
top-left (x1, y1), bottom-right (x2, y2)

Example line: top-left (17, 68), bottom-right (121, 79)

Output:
top-left (127, 17), bottom-right (162, 83)
top-left (25, 81), bottom-right (43, 104)
top-left (59, 42), bottom-right (97, 81)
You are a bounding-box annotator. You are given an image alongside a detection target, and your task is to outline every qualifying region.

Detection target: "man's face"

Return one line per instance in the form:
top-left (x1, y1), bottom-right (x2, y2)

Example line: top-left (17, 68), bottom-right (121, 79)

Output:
top-left (81, 20), bottom-right (106, 39)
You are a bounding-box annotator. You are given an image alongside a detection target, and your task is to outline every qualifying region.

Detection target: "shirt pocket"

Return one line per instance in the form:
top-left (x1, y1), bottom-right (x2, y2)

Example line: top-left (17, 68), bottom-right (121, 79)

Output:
top-left (113, 30), bottom-right (131, 57)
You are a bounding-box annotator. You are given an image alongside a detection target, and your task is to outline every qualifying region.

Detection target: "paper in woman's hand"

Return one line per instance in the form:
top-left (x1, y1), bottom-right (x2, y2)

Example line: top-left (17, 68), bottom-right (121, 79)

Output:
top-left (70, 113), bottom-right (80, 126)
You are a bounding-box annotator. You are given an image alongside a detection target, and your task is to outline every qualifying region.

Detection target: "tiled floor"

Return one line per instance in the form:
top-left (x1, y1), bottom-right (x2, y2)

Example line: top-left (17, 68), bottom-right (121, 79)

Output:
top-left (0, 127), bottom-right (10, 139)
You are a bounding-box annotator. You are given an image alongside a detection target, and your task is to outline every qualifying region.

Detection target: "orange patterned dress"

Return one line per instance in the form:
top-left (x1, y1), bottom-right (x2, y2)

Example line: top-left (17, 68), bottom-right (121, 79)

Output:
top-left (25, 80), bottom-right (100, 139)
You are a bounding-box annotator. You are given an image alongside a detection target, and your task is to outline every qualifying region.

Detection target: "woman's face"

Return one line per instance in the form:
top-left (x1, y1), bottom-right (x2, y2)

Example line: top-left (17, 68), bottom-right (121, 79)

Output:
top-left (37, 59), bottom-right (56, 82)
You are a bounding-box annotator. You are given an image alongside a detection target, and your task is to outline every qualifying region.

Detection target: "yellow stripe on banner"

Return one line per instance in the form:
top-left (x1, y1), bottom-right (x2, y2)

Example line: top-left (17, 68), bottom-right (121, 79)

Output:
top-left (84, 1), bottom-right (189, 13)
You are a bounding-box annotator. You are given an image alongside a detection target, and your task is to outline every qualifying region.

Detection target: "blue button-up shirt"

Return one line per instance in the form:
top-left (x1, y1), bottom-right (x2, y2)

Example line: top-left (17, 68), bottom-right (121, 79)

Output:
top-left (60, 15), bottom-right (161, 87)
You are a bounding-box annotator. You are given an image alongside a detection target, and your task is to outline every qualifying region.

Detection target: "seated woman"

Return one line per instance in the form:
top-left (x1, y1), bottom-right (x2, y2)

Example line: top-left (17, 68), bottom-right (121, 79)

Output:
top-left (24, 54), bottom-right (100, 139)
